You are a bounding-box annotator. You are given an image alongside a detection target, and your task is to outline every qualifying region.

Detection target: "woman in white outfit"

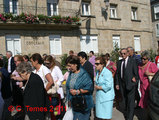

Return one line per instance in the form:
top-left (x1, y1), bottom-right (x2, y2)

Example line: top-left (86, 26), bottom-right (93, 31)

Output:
top-left (30, 53), bottom-right (54, 120)
top-left (44, 55), bottom-right (65, 119)
top-left (44, 55), bottom-right (64, 99)
top-left (0, 72), bottom-right (4, 120)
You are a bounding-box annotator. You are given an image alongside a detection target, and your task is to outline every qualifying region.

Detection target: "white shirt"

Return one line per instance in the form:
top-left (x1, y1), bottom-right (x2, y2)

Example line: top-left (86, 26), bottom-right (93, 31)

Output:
top-left (8, 57), bottom-right (12, 73)
top-left (33, 64), bottom-right (51, 88)
top-left (121, 57), bottom-right (129, 78)
top-left (51, 66), bottom-right (64, 99)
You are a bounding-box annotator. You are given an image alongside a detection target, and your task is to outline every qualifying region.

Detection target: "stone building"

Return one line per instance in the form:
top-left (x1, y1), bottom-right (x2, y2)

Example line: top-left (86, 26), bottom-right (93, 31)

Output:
top-left (151, 0), bottom-right (159, 52)
top-left (0, 0), bottom-right (153, 57)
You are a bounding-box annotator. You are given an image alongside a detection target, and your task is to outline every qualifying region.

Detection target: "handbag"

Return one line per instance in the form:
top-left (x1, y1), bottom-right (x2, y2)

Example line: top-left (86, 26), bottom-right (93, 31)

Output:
top-left (42, 69), bottom-right (59, 94)
top-left (147, 63), bottom-right (153, 82)
top-left (71, 90), bottom-right (87, 113)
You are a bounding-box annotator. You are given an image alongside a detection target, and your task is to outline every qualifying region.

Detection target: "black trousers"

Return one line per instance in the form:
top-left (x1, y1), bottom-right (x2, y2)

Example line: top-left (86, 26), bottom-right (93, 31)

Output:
top-left (121, 83), bottom-right (136, 120)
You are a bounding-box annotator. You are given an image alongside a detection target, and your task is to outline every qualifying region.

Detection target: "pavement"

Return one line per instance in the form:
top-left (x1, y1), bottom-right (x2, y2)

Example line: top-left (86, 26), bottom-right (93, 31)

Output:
top-left (91, 106), bottom-right (149, 120)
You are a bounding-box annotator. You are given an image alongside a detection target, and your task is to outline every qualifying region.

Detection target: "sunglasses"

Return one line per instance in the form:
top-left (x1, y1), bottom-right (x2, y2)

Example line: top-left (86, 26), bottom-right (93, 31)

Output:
top-left (121, 53), bottom-right (126, 55)
top-left (141, 58), bottom-right (148, 60)
top-left (44, 62), bottom-right (51, 65)
top-left (95, 63), bottom-right (101, 66)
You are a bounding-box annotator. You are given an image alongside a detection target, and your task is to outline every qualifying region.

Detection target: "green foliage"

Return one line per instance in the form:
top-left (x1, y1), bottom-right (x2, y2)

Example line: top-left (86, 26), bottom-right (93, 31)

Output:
top-left (110, 43), bottom-right (120, 63)
top-left (147, 49), bottom-right (156, 62)
top-left (0, 13), bottom-right (80, 25)
top-left (60, 54), bottom-right (68, 70)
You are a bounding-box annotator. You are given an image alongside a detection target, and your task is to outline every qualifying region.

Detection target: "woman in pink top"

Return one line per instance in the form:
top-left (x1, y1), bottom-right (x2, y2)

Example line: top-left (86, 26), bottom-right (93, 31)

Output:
top-left (138, 51), bottom-right (158, 108)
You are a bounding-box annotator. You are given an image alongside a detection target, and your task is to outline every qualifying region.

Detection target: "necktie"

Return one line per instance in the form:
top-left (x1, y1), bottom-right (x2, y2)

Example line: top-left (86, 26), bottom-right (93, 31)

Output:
top-left (122, 60), bottom-right (125, 79)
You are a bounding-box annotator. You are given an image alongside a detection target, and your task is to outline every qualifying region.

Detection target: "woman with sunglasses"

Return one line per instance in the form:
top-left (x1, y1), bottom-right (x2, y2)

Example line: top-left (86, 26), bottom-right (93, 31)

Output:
top-left (44, 55), bottom-right (64, 119)
top-left (138, 50), bottom-right (158, 109)
top-left (95, 57), bottom-right (114, 120)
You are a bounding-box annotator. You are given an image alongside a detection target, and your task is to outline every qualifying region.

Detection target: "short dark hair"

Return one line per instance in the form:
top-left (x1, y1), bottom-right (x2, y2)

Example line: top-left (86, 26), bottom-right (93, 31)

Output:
top-left (77, 51), bottom-right (87, 60)
top-left (0, 59), bottom-right (3, 67)
top-left (95, 57), bottom-right (106, 66)
top-left (23, 55), bottom-right (30, 61)
top-left (90, 51), bottom-right (94, 55)
top-left (65, 55), bottom-right (80, 70)
top-left (30, 53), bottom-right (43, 64)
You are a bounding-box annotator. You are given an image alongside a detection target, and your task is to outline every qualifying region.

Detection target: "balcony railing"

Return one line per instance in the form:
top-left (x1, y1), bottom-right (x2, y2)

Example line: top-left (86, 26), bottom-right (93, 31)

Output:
top-left (0, 4), bottom-right (80, 17)
top-left (0, 4), bottom-right (81, 27)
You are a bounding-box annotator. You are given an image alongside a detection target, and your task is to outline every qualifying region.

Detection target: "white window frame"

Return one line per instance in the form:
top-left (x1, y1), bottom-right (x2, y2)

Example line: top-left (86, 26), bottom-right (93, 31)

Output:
top-left (156, 23), bottom-right (159, 37)
top-left (110, 5), bottom-right (117, 18)
top-left (131, 7), bottom-right (137, 20)
top-left (112, 35), bottom-right (120, 49)
top-left (6, 35), bottom-right (21, 56)
top-left (9, 0), bottom-right (18, 15)
top-left (134, 36), bottom-right (141, 51)
top-left (82, 2), bottom-right (91, 16)
top-left (154, 5), bottom-right (159, 20)
top-left (49, 35), bottom-right (62, 55)
top-left (80, 35), bottom-right (98, 53)
top-left (47, 0), bottom-right (58, 16)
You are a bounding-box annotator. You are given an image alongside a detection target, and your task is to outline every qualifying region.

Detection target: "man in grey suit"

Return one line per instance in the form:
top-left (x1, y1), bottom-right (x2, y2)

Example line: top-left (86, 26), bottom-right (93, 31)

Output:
top-left (116, 48), bottom-right (139, 120)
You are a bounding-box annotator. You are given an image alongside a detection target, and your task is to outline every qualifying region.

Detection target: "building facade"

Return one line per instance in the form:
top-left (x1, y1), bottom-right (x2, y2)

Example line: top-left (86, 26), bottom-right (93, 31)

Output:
top-left (151, 0), bottom-right (159, 51)
top-left (0, 0), bottom-right (153, 57)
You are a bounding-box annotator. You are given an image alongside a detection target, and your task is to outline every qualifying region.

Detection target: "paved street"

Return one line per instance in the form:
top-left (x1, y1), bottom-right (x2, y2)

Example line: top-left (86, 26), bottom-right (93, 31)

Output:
top-left (91, 106), bottom-right (148, 120)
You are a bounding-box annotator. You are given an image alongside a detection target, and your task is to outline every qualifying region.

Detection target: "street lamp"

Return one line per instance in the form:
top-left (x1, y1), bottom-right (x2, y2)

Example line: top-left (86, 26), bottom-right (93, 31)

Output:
top-left (104, 0), bottom-right (109, 10)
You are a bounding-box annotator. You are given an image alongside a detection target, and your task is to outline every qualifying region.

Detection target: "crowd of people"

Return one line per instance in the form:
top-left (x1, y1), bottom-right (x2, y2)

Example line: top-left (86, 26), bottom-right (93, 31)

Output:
top-left (0, 47), bottom-right (158, 120)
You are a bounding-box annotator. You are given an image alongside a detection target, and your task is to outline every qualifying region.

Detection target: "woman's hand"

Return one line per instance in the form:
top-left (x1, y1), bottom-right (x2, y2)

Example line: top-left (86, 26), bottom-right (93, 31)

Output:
top-left (95, 85), bottom-right (102, 90)
top-left (70, 89), bottom-right (79, 96)
top-left (68, 101), bottom-right (71, 107)
top-left (145, 70), bottom-right (150, 76)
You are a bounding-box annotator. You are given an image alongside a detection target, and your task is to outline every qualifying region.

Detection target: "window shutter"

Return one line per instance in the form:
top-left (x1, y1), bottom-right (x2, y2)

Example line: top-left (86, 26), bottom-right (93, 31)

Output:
top-left (4, 0), bottom-right (10, 13)
top-left (112, 36), bottom-right (120, 48)
top-left (47, 3), bottom-right (51, 16)
top-left (91, 36), bottom-right (98, 53)
top-left (134, 36), bottom-right (141, 51)
top-left (13, 0), bottom-right (18, 14)
top-left (6, 40), bottom-right (14, 53)
top-left (6, 35), bottom-right (21, 56)
top-left (80, 35), bottom-right (98, 53)
top-left (49, 35), bottom-right (61, 55)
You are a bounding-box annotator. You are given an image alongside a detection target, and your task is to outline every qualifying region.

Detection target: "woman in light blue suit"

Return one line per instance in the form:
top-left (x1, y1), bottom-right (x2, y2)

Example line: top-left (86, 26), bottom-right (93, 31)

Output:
top-left (95, 57), bottom-right (115, 120)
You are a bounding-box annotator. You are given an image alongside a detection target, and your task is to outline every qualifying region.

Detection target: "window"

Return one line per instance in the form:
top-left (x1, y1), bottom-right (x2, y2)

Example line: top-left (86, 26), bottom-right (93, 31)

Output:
top-left (49, 35), bottom-right (62, 55)
top-left (4, 0), bottom-right (18, 14)
top-left (82, 2), bottom-right (90, 15)
top-left (156, 23), bottom-right (159, 36)
top-left (6, 35), bottom-right (21, 56)
top-left (154, 5), bottom-right (159, 20)
top-left (134, 36), bottom-right (141, 51)
top-left (131, 7), bottom-right (137, 20)
top-left (80, 36), bottom-right (98, 53)
top-left (110, 5), bottom-right (117, 18)
top-left (47, 0), bottom-right (58, 16)
top-left (112, 35), bottom-right (120, 49)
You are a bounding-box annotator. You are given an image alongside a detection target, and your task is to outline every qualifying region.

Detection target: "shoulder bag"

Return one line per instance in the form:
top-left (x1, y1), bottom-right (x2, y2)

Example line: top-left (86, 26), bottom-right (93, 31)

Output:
top-left (147, 62), bottom-right (153, 82)
top-left (71, 90), bottom-right (87, 113)
top-left (42, 69), bottom-right (59, 95)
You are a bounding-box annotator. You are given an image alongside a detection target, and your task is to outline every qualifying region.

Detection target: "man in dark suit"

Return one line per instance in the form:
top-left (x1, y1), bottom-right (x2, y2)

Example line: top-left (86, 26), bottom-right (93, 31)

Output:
top-left (6, 51), bottom-right (16, 74)
top-left (116, 48), bottom-right (139, 120)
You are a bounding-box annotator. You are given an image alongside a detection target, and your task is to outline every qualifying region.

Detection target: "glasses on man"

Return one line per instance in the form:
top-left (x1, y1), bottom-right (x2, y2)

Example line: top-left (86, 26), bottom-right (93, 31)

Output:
top-left (121, 53), bottom-right (126, 55)
top-left (95, 63), bottom-right (101, 66)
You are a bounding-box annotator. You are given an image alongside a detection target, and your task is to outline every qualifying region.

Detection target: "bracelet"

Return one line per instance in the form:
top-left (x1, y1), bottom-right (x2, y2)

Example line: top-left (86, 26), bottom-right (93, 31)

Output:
top-left (76, 90), bottom-right (78, 95)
